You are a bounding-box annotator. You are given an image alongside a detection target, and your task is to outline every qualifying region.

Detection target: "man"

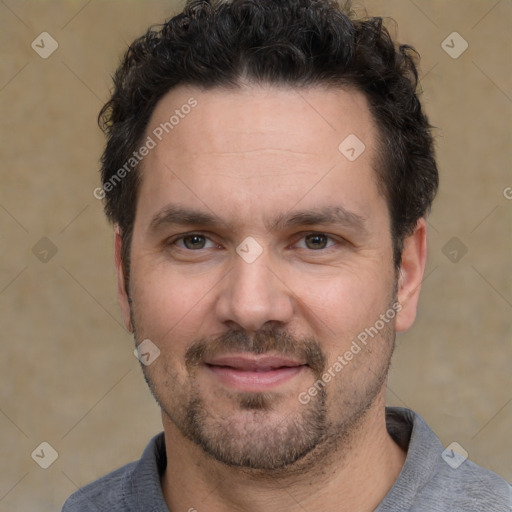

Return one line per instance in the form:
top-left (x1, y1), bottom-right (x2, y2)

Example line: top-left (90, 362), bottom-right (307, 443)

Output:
top-left (63, 0), bottom-right (511, 510)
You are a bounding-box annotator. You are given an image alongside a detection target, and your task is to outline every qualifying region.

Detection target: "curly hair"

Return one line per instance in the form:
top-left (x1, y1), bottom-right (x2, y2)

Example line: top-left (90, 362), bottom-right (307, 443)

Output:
top-left (98, 0), bottom-right (438, 281)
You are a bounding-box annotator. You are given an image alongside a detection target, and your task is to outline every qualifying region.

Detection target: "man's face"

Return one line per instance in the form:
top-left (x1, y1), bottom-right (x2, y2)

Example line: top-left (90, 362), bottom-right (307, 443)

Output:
top-left (117, 85), bottom-right (418, 471)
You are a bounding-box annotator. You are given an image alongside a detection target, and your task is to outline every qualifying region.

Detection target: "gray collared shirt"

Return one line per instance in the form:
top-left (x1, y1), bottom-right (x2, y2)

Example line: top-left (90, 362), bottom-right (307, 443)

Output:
top-left (62, 407), bottom-right (512, 511)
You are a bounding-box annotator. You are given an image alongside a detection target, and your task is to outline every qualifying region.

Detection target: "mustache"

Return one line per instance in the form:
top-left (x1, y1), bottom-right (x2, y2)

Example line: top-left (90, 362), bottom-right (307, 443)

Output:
top-left (185, 328), bottom-right (326, 376)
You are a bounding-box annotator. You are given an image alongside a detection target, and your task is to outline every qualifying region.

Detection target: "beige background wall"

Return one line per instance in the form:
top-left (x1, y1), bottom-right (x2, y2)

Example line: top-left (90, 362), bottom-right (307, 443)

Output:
top-left (0, 0), bottom-right (510, 510)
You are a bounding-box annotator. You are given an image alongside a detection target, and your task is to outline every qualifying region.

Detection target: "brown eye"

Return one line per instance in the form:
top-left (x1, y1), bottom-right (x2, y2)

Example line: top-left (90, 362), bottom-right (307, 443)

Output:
top-left (304, 233), bottom-right (330, 250)
top-left (181, 234), bottom-right (207, 249)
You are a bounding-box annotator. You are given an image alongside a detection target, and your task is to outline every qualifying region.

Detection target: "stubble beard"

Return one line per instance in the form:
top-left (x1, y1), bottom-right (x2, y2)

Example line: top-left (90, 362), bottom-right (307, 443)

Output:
top-left (133, 315), bottom-right (395, 475)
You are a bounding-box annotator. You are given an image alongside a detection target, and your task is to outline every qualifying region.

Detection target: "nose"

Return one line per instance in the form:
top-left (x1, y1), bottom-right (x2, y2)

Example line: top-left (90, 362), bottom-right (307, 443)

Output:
top-left (215, 248), bottom-right (294, 332)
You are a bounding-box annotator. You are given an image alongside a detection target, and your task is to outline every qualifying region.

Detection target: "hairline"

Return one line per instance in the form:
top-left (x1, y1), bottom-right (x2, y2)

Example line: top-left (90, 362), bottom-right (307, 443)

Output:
top-left (119, 80), bottom-right (403, 292)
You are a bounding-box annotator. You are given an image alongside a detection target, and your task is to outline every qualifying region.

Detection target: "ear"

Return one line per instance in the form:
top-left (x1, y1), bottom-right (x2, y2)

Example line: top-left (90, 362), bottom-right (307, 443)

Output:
top-left (395, 218), bottom-right (428, 332)
top-left (114, 225), bottom-right (133, 332)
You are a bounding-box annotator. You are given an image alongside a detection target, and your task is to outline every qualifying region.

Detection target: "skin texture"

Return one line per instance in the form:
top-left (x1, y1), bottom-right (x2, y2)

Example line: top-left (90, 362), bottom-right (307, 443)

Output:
top-left (114, 84), bottom-right (427, 512)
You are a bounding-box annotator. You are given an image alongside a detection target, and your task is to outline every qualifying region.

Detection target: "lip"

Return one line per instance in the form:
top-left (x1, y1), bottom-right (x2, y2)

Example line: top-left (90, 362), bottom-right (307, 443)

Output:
top-left (205, 354), bottom-right (306, 371)
top-left (205, 355), bottom-right (308, 392)
top-left (204, 354), bottom-right (307, 391)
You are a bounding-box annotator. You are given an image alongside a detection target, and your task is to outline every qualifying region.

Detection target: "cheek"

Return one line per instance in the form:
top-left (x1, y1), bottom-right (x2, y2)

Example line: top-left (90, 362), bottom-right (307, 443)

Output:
top-left (291, 265), bottom-right (393, 340)
top-left (130, 257), bottom-right (222, 342)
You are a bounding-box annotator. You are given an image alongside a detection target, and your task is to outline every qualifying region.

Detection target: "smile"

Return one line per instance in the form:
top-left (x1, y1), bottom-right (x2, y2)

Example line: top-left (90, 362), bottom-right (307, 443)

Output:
top-left (204, 355), bottom-right (308, 391)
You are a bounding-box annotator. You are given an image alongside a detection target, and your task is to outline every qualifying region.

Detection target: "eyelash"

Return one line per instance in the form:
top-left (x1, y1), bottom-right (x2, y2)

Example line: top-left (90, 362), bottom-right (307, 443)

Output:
top-left (167, 232), bottom-right (341, 251)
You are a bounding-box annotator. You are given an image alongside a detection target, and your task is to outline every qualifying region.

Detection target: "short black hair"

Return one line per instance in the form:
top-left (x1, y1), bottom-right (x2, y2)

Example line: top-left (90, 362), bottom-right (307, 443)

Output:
top-left (99, 0), bottom-right (438, 282)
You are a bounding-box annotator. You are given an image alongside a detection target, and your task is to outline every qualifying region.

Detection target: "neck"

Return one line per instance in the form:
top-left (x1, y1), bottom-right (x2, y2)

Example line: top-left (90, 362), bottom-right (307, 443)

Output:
top-left (160, 393), bottom-right (406, 512)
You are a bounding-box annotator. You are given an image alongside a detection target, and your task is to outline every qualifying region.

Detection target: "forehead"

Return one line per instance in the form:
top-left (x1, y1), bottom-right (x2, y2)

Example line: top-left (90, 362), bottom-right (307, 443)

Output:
top-left (136, 84), bottom-right (385, 230)
top-left (147, 83), bottom-right (376, 157)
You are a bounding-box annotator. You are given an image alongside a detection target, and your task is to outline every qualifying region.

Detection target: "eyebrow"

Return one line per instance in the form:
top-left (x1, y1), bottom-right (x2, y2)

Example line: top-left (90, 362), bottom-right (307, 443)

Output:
top-left (148, 204), bottom-right (367, 235)
top-left (267, 206), bottom-right (367, 234)
top-left (149, 205), bottom-right (222, 233)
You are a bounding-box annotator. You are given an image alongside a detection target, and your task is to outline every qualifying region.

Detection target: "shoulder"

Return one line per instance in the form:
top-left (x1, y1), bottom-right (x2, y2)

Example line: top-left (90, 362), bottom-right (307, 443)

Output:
top-left (418, 457), bottom-right (512, 510)
top-left (61, 461), bottom-right (137, 511)
top-left (381, 407), bottom-right (512, 511)
top-left (61, 432), bottom-right (167, 512)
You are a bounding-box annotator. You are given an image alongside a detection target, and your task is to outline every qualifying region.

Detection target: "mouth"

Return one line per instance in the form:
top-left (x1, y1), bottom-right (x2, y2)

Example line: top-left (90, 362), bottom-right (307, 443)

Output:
top-left (204, 354), bottom-right (308, 391)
